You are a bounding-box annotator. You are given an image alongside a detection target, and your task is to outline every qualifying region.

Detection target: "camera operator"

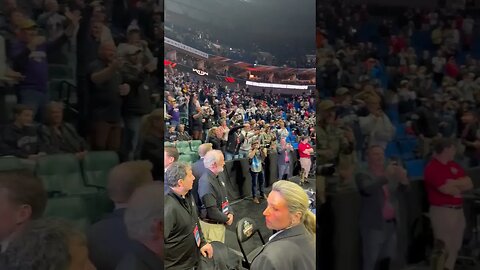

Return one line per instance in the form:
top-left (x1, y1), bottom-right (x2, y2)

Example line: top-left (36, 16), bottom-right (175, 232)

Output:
top-left (249, 140), bottom-right (267, 204)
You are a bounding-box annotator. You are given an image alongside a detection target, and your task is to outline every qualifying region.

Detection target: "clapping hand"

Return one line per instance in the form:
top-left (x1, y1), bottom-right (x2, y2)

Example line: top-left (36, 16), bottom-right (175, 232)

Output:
top-left (200, 243), bottom-right (213, 258)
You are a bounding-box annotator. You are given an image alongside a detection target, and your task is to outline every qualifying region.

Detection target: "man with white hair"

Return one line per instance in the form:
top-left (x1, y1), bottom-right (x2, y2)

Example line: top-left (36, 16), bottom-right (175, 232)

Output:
top-left (197, 150), bottom-right (234, 243)
top-left (116, 182), bottom-right (164, 270)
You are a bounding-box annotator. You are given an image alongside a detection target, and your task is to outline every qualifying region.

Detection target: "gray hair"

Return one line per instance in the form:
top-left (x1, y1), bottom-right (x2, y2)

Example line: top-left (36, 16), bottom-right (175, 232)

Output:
top-left (165, 162), bottom-right (190, 188)
top-left (203, 150), bottom-right (223, 168)
top-left (1, 218), bottom-right (84, 270)
top-left (125, 182), bottom-right (164, 242)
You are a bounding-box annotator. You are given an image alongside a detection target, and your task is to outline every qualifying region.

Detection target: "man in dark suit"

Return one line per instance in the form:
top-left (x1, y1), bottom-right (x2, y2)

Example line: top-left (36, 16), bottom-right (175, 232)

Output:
top-left (355, 145), bottom-right (409, 270)
top-left (192, 143), bottom-right (212, 201)
top-left (250, 180), bottom-right (315, 269)
top-left (277, 137), bottom-right (294, 180)
top-left (116, 182), bottom-right (164, 270)
top-left (87, 161), bottom-right (154, 270)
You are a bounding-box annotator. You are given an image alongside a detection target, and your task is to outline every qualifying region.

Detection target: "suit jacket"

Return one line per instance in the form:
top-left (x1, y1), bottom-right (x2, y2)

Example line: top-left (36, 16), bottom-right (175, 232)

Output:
top-left (87, 208), bottom-right (133, 270)
top-left (277, 146), bottom-right (292, 166)
top-left (355, 167), bottom-right (407, 231)
top-left (115, 241), bottom-right (164, 270)
top-left (250, 224), bottom-right (315, 270)
top-left (192, 158), bottom-right (207, 204)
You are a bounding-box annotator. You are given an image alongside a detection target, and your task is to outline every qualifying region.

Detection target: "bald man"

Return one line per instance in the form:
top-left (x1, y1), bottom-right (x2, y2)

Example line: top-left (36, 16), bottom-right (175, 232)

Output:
top-left (87, 161), bottom-right (153, 270)
top-left (192, 143), bottom-right (213, 208)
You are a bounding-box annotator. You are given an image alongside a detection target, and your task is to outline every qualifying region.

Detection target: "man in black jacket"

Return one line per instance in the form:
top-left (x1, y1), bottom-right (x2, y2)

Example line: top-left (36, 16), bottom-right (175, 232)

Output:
top-left (88, 161), bottom-right (153, 270)
top-left (197, 150), bottom-right (234, 243)
top-left (116, 182), bottom-right (164, 270)
top-left (224, 124), bottom-right (244, 161)
top-left (165, 162), bottom-right (213, 269)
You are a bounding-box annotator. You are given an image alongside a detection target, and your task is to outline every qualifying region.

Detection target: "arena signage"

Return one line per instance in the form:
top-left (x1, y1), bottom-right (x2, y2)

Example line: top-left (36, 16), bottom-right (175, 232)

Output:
top-left (192, 68), bottom-right (208, 76)
top-left (246, 81), bottom-right (309, 90)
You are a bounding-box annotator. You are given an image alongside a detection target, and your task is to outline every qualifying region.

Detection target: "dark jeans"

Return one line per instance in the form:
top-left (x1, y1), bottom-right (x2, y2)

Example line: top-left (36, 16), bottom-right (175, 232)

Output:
top-left (250, 170), bottom-right (265, 198)
top-left (90, 121), bottom-right (122, 152)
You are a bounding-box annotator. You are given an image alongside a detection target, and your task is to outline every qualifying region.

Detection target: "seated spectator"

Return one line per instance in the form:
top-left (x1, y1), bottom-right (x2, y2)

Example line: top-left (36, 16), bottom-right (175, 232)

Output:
top-left (39, 101), bottom-right (88, 158)
top-left (176, 124), bottom-right (191, 141)
top-left (88, 161), bottom-right (154, 270)
top-left (116, 182), bottom-right (164, 269)
top-left (165, 125), bottom-right (178, 142)
top-left (0, 170), bottom-right (46, 253)
top-left (1, 218), bottom-right (95, 269)
top-left (0, 105), bottom-right (47, 159)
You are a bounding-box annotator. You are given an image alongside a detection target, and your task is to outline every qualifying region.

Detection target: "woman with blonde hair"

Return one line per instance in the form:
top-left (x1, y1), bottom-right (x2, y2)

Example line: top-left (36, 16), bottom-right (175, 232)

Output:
top-left (251, 180), bottom-right (315, 270)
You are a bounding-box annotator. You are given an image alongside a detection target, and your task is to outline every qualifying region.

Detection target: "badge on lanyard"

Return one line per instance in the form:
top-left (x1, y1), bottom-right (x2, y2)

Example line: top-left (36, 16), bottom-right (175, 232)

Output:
top-left (193, 223), bottom-right (201, 247)
top-left (222, 197), bottom-right (230, 215)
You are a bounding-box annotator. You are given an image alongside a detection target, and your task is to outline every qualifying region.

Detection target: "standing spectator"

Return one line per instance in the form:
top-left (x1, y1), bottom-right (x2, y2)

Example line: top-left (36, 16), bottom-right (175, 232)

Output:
top-left (164, 162), bottom-right (213, 269)
top-left (432, 51), bottom-right (446, 86)
top-left (424, 139), bottom-right (473, 270)
top-left (277, 137), bottom-right (294, 180)
top-left (88, 42), bottom-right (129, 152)
top-left (119, 44), bottom-right (153, 160)
top-left (197, 150), bottom-right (233, 243)
top-left (224, 124), bottom-right (245, 161)
top-left (116, 182), bottom-right (164, 269)
top-left (192, 143), bottom-right (212, 202)
top-left (356, 145), bottom-right (409, 270)
top-left (460, 108), bottom-right (480, 167)
top-left (298, 136), bottom-right (314, 185)
top-left (359, 99), bottom-right (395, 150)
top-left (9, 16), bottom-right (77, 120)
top-left (0, 170), bottom-right (47, 253)
top-left (87, 161), bottom-right (153, 270)
top-left (248, 140), bottom-right (267, 204)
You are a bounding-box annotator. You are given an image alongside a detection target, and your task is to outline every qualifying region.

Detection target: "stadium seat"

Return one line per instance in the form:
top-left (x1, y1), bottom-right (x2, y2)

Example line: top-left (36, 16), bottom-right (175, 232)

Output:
top-left (82, 151), bottom-right (119, 189)
top-left (178, 154), bottom-right (193, 164)
top-left (165, 142), bottom-right (175, 147)
top-left (176, 141), bottom-right (190, 149)
top-left (190, 140), bottom-right (202, 152)
top-left (385, 141), bottom-right (400, 159)
top-left (44, 195), bottom-right (91, 232)
top-left (236, 217), bottom-right (266, 269)
top-left (0, 157), bottom-right (25, 171)
top-left (398, 139), bottom-right (418, 160)
top-left (35, 154), bottom-right (97, 196)
top-left (404, 159), bottom-right (426, 179)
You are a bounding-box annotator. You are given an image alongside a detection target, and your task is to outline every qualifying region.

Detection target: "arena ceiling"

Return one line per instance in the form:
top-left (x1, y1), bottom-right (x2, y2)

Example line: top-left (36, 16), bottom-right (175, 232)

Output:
top-left (165, 0), bottom-right (315, 60)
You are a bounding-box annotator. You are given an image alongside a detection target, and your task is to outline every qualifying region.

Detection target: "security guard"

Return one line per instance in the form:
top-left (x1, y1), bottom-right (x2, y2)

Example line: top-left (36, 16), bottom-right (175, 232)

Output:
top-left (317, 99), bottom-right (355, 204)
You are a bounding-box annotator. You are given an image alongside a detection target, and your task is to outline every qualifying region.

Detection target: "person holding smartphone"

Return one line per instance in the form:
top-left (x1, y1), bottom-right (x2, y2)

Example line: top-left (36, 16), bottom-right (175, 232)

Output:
top-left (249, 140), bottom-right (267, 204)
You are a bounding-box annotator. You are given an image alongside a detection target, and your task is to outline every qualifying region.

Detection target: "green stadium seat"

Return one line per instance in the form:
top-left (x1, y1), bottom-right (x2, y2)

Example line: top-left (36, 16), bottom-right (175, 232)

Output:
top-left (176, 141), bottom-right (190, 148)
top-left (190, 140), bottom-right (202, 153)
top-left (44, 196), bottom-right (91, 232)
top-left (165, 142), bottom-right (175, 147)
top-left (82, 151), bottom-right (119, 189)
top-left (178, 154), bottom-right (193, 164)
top-left (0, 157), bottom-right (25, 171)
top-left (35, 154), bottom-right (97, 196)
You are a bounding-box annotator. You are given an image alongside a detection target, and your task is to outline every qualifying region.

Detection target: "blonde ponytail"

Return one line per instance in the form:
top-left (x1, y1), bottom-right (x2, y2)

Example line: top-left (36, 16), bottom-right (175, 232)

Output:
top-left (272, 180), bottom-right (316, 235)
